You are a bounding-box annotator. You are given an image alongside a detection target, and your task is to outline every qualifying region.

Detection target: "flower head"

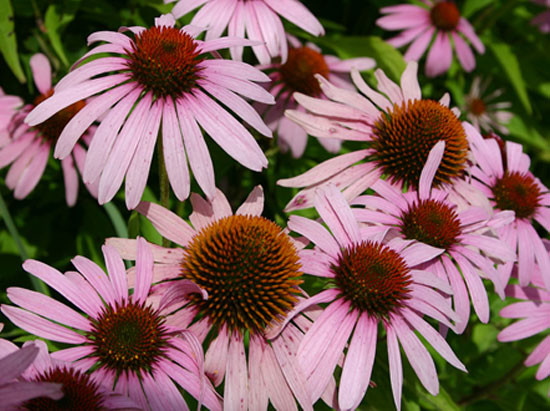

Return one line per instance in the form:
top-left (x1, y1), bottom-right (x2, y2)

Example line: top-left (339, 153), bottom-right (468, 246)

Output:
top-left (277, 185), bottom-right (466, 410)
top-left (259, 37), bottom-right (375, 157)
top-left (166, 0), bottom-right (324, 64)
top-left (278, 61), bottom-right (472, 211)
top-left (108, 187), bottom-right (316, 410)
top-left (464, 76), bottom-right (513, 135)
top-left (1, 238), bottom-right (221, 410)
top-left (468, 128), bottom-right (550, 290)
top-left (0, 326), bottom-right (63, 408)
top-left (377, 1), bottom-right (485, 76)
top-left (0, 54), bottom-right (97, 206)
top-left (25, 15), bottom-right (274, 209)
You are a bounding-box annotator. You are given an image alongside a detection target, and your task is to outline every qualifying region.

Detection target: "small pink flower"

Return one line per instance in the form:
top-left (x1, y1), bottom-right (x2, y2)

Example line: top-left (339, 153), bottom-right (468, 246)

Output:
top-left (279, 61), bottom-right (471, 211)
top-left (25, 14), bottom-right (274, 209)
top-left (0, 325), bottom-right (63, 408)
top-left (468, 128), bottom-right (550, 290)
top-left (1, 238), bottom-right (221, 410)
top-left (352, 142), bottom-right (515, 333)
top-left (0, 54), bottom-right (97, 206)
top-left (531, 0), bottom-right (550, 33)
top-left (7, 339), bottom-right (138, 409)
top-left (258, 37), bottom-right (375, 157)
top-left (0, 87), bottom-right (23, 147)
top-left (166, 0), bottom-right (324, 64)
top-left (498, 258), bottom-right (550, 384)
top-left (108, 187), bottom-right (316, 410)
top-left (377, 1), bottom-right (485, 77)
top-left (275, 185), bottom-right (466, 410)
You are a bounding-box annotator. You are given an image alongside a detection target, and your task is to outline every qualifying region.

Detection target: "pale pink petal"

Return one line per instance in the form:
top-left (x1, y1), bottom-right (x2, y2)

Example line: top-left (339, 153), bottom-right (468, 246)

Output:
top-left (386, 324), bottom-right (403, 411)
top-left (419, 140), bottom-right (445, 199)
top-left (264, 0), bottom-right (324, 36)
top-left (102, 244), bottom-right (128, 303)
top-left (452, 32), bottom-right (475, 72)
top-left (442, 256), bottom-right (470, 334)
top-left (288, 215), bottom-right (340, 256)
top-left (425, 31), bottom-right (452, 77)
top-left (171, 0), bottom-right (208, 18)
top-left (248, 336), bottom-right (269, 410)
top-left (55, 57), bottom-right (129, 92)
top-left (14, 142), bottom-right (50, 199)
top-left (225, 333), bottom-right (248, 411)
top-left (457, 18), bottom-right (485, 53)
top-left (205, 326), bottom-right (230, 387)
top-left (136, 202), bottom-right (195, 247)
top-left (236, 185), bottom-right (264, 216)
top-left (30, 54), bottom-right (52, 95)
top-left (498, 316), bottom-right (550, 342)
top-left (404, 26), bottom-right (435, 62)
top-left (0, 344), bottom-right (39, 384)
top-left (262, 344), bottom-right (297, 411)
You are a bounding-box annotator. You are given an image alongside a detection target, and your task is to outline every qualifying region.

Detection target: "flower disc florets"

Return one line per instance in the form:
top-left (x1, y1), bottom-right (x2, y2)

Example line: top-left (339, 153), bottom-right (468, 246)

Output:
top-left (372, 99), bottom-right (468, 188)
top-left (331, 241), bottom-right (412, 318)
top-left (430, 1), bottom-right (461, 31)
top-left (279, 47), bottom-right (330, 96)
top-left (400, 199), bottom-right (462, 250)
top-left (89, 301), bottom-right (170, 374)
top-left (23, 367), bottom-right (103, 410)
top-left (127, 26), bottom-right (205, 98)
top-left (492, 171), bottom-right (542, 219)
top-left (182, 214), bottom-right (303, 335)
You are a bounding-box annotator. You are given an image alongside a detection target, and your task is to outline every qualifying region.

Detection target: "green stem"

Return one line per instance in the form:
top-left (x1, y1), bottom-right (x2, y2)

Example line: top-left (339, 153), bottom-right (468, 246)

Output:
top-left (103, 202), bottom-right (128, 239)
top-left (157, 139), bottom-right (170, 247)
top-left (0, 190), bottom-right (49, 295)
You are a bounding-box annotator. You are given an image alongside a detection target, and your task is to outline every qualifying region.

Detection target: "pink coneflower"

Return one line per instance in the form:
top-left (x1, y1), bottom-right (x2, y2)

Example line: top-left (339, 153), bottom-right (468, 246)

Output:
top-left (1, 238), bottom-right (221, 410)
top-left (258, 37), bottom-right (375, 157)
top-left (0, 54), bottom-right (97, 206)
top-left (108, 187), bottom-right (316, 410)
top-left (352, 142), bottom-right (515, 333)
top-left (4, 339), bottom-right (139, 409)
top-left (468, 128), bottom-right (550, 290)
top-left (498, 262), bottom-right (550, 384)
top-left (166, 0), bottom-right (324, 64)
top-left (279, 61), bottom-right (471, 211)
top-left (531, 0), bottom-right (550, 33)
top-left (0, 87), bottom-right (22, 147)
top-left (377, 1), bottom-right (485, 77)
top-left (272, 184), bottom-right (466, 410)
top-left (0, 325), bottom-right (63, 407)
top-left (25, 14), bottom-right (274, 209)
top-left (464, 76), bottom-right (513, 135)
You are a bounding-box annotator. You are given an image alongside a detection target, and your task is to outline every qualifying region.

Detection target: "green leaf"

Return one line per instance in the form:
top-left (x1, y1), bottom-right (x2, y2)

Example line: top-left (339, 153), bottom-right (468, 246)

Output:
top-left (462, 0), bottom-right (494, 18)
top-left (0, 0), bottom-right (26, 82)
top-left (320, 35), bottom-right (406, 82)
top-left (44, 5), bottom-right (75, 67)
top-left (490, 42), bottom-right (532, 114)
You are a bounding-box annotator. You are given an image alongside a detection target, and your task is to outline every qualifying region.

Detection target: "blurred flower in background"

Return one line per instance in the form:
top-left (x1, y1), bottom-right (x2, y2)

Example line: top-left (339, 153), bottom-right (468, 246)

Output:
top-left (377, 0), bottom-right (485, 76)
top-left (165, 0), bottom-right (324, 63)
top-left (531, 0), bottom-right (550, 33)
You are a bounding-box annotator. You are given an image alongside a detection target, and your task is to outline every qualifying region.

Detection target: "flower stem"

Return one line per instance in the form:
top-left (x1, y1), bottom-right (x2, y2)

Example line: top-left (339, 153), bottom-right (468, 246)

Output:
top-left (157, 138), bottom-right (170, 247)
top-left (0, 190), bottom-right (50, 295)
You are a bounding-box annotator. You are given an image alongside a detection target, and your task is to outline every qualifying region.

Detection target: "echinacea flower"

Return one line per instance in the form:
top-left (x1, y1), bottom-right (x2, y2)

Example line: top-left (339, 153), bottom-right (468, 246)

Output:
top-left (5, 339), bottom-right (138, 410)
top-left (531, 0), bottom-right (550, 33)
top-left (273, 185), bottom-right (466, 410)
top-left (464, 76), bottom-right (513, 135)
top-left (468, 129), bottom-right (550, 290)
top-left (377, 1), bottom-right (485, 77)
top-left (498, 258), bottom-right (550, 384)
top-left (352, 141), bottom-right (515, 333)
top-left (108, 187), bottom-right (316, 410)
top-left (258, 37), bottom-right (375, 157)
top-left (0, 87), bottom-right (22, 147)
top-left (1, 238), bottom-right (221, 410)
top-left (25, 14), bottom-right (274, 209)
top-left (166, 0), bottom-right (324, 64)
top-left (279, 61), bottom-right (471, 211)
top-left (0, 54), bottom-right (97, 206)
top-left (0, 325), bottom-right (63, 408)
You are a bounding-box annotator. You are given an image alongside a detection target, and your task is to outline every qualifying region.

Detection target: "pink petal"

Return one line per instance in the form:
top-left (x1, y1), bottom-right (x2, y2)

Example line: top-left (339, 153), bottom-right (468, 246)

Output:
top-left (30, 54), bottom-right (52, 95)
top-left (225, 333), bottom-right (248, 411)
top-left (247, 336), bottom-right (269, 410)
top-left (0, 344), bottom-right (39, 384)
top-left (136, 202), bottom-right (195, 247)
top-left (288, 215), bottom-right (339, 257)
top-left (419, 140), bottom-right (445, 199)
top-left (425, 31), bottom-right (452, 77)
top-left (404, 26), bottom-right (435, 62)
top-left (205, 326), bottom-right (230, 387)
top-left (264, 0), bottom-right (324, 36)
top-left (452, 32), bottom-right (475, 72)
top-left (457, 18), bottom-right (485, 53)
top-left (236, 185), bottom-right (264, 216)
top-left (386, 324), bottom-right (403, 411)
top-left (102, 244), bottom-right (128, 303)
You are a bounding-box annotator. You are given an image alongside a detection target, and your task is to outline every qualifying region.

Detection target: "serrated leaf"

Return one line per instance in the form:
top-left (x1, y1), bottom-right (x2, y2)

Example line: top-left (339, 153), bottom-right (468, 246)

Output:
top-left (0, 0), bottom-right (25, 82)
top-left (490, 42), bottom-right (532, 114)
top-left (320, 35), bottom-right (406, 82)
top-left (44, 5), bottom-right (75, 67)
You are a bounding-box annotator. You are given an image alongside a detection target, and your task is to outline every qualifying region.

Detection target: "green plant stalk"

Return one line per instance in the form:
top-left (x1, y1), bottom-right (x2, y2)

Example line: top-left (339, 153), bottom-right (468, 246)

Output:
top-left (0, 190), bottom-right (49, 295)
top-left (157, 138), bottom-right (170, 247)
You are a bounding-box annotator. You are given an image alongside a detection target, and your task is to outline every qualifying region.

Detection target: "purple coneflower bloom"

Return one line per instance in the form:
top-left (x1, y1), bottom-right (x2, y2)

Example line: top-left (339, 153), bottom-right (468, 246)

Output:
top-left (258, 36), bottom-right (375, 157)
top-left (279, 61), bottom-right (471, 211)
top-left (531, 0), bottom-right (550, 33)
top-left (25, 14), bottom-right (274, 209)
top-left (498, 260), bottom-right (550, 385)
top-left (1, 238), bottom-right (221, 410)
top-left (377, 0), bottom-right (485, 77)
top-left (468, 129), bottom-right (550, 290)
top-left (108, 187), bottom-right (316, 410)
top-left (352, 141), bottom-right (515, 333)
top-left (0, 87), bottom-right (23, 147)
top-left (2, 338), bottom-right (138, 409)
top-left (166, 0), bottom-right (324, 64)
top-left (272, 184), bottom-right (467, 410)
top-left (0, 54), bottom-right (97, 206)
top-left (464, 76), bottom-right (513, 135)
top-left (0, 325), bottom-right (63, 408)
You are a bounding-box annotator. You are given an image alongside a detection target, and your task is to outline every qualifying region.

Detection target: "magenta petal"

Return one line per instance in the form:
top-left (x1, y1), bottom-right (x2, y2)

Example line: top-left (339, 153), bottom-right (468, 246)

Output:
top-left (425, 31), bottom-right (452, 77)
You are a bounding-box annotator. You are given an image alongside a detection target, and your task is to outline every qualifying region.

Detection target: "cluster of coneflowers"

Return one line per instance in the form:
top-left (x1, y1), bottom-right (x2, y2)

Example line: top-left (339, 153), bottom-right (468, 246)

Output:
top-left (0, 0), bottom-right (548, 410)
